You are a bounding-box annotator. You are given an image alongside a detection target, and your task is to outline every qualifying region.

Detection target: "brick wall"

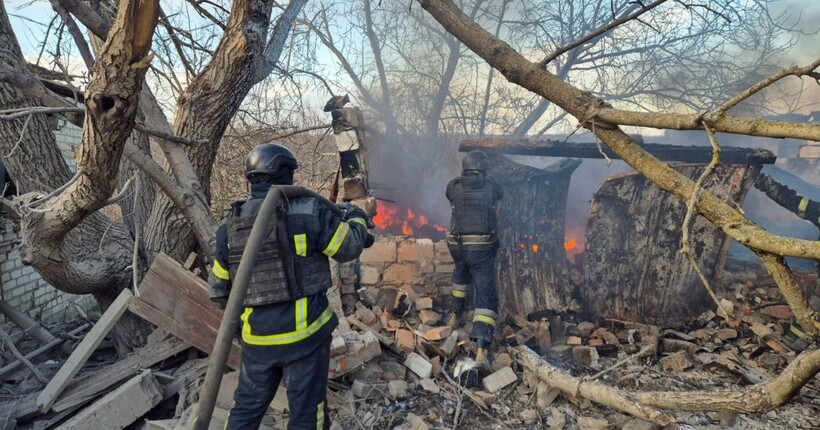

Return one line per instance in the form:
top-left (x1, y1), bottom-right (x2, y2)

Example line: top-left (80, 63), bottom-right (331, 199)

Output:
top-left (0, 123), bottom-right (96, 324)
top-left (345, 236), bottom-right (455, 302)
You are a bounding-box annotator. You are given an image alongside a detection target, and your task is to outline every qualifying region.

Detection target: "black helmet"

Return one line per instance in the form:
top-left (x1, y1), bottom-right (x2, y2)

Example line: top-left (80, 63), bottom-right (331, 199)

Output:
top-left (462, 150), bottom-right (489, 172)
top-left (244, 143), bottom-right (298, 179)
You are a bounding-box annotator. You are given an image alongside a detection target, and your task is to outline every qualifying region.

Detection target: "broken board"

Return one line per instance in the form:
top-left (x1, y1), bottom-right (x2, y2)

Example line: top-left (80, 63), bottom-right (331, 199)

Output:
top-left (132, 253), bottom-right (242, 369)
top-left (582, 164), bottom-right (757, 325)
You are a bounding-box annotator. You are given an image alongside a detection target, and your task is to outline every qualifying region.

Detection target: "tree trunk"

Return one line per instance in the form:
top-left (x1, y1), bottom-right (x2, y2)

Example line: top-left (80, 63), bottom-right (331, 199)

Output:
top-left (489, 155), bottom-right (581, 317)
top-left (143, 0), bottom-right (275, 264)
top-left (582, 164), bottom-right (756, 325)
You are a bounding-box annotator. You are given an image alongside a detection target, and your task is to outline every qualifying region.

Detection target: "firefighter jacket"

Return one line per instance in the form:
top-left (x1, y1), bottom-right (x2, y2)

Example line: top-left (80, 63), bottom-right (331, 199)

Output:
top-left (446, 176), bottom-right (503, 250)
top-left (208, 182), bottom-right (368, 361)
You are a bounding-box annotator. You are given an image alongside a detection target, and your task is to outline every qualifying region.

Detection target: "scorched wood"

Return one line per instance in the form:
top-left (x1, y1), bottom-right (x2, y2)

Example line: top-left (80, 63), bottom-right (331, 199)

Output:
top-left (461, 138), bottom-right (776, 165)
top-left (489, 156), bottom-right (581, 317)
top-left (582, 164), bottom-right (757, 325)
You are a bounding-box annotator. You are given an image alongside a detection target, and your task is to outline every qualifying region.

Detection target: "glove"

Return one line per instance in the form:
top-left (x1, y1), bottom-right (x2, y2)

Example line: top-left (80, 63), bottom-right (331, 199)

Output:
top-left (364, 232), bottom-right (375, 248)
top-left (339, 202), bottom-right (372, 227)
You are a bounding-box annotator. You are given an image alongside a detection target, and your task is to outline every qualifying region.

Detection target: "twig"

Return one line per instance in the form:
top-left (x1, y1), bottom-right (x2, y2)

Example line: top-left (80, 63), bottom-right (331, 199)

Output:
top-left (0, 326), bottom-right (48, 384)
top-left (706, 57), bottom-right (820, 121)
top-left (680, 122), bottom-right (728, 318)
top-left (3, 113), bottom-right (33, 158)
top-left (271, 123), bottom-right (332, 140)
top-left (131, 178), bottom-right (141, 298)
top-left (539, 0), bottom-right (670, 66)
top-left (588, 344), bottom-right (654, 381)
top-left (50, 0), bottom-right (96, 68)
top-left (133, 123), bottom-right (206, 145)
top-left (25, 170), bottom-right (82, 208)
top-left (591, 120), bottom-right (612, 166)
top-left (0, 106), bottom-right (84, 120)
top-left (102, 176), bottom-right (135, 206)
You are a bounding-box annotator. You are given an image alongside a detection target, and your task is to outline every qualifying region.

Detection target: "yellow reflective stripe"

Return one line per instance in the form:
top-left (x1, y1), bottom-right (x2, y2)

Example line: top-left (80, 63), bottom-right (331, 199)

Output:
top-left (242, 306), bottom-right (334, 346)
top-left (316, 401), bottom-right (325, 430)
top-left (797, 198), bottom-right (809, 218)
top-left (473, 314), bottom-right (497, 327)
top-left (452, 289), bottom-right (467, 298)
top-left (322, 222), bottom-right (350, 257)
top-left (349, 217), bottom-right (367, 227)
top-left (295, 297), bottom-right (308, 330)
top-left (294, 233), bottom-right (307, 257)
top-left (212, 260), bottom-right (230, 280)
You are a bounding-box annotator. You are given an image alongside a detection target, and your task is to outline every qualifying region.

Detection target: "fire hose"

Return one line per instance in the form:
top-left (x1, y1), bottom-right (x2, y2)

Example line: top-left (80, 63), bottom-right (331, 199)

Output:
top-left (193, 185), bottom-right (373, 429)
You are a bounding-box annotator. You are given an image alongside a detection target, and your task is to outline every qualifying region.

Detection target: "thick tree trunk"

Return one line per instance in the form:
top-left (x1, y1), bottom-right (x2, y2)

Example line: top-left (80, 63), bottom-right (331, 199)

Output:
top-left (143, 0), bottom-right (275, 263)
top-left (490, 156), bottom-right (581, 317)
top-left (582, 164), bottom-right (756, 325)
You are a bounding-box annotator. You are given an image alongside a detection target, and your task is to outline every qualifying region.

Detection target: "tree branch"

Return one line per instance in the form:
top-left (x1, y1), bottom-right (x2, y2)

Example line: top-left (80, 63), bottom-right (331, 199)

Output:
top-left (254, 0), bottom-right (308, 83)
top-left (706, 57), bottom-right (820, 120)
top-left (50, 0), bottom-right (96, 68)
top-left (539, 0), bottom-right (671, 67)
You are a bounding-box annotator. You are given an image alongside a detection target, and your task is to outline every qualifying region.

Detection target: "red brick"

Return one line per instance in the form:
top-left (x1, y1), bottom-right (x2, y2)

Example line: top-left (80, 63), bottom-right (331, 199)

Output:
top-left (426, 326), bottom-right (452, 341)
top-left (397, 329), bottom-right (415, 353)
top-left (760, 305), bottom-right (792, 320)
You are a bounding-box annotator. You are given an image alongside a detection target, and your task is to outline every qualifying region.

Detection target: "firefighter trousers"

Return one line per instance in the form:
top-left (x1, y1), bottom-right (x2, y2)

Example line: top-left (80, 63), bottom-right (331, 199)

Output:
top-left (448, 245), bottom-right (499, 346)
top-left (226, 337), bottom-right (332, 430)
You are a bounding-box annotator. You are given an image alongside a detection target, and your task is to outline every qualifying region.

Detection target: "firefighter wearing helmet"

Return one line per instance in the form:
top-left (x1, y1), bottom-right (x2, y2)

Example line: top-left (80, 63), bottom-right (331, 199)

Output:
top-left (208, 142), bottom-right (371, 429)
top-left (445, 150), bottom-right (503, 369)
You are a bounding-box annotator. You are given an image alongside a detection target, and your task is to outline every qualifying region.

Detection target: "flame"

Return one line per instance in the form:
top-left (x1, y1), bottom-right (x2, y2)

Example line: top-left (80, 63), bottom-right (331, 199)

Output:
top-left (373, 200), bottom-right (447, 237)
top-left (564, 239), bottom-right (576, 250)
top-left (531, 244), bottom-right (539, 253)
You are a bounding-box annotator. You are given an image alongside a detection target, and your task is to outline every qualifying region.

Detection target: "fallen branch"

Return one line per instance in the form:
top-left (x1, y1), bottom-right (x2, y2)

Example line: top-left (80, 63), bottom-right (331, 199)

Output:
top-left (516, 346), bottom-right (675, 426)
top-left (635, 348), bottom-right (820, 413)
top-left (0, 326), bottom-right (48, 384)
top-left (0, 324), bottom-right (89, 380)
top-left (680, 122), bottom-right (729, 318)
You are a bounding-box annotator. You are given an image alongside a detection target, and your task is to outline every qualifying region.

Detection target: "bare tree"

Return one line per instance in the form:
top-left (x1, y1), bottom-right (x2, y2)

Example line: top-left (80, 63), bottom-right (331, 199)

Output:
top-left (0, 0), bottom-right (308, 349)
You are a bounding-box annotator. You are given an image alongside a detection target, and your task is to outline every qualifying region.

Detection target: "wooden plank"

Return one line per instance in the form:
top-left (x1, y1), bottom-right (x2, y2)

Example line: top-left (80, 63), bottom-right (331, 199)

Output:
top-left (130, 299), bottom-right (241, 370)
top-left (54, 371), bottom-right (163, 430)
top-left (132, 256), bottom-right (243, 370)
top-left (36, 289), bottom-right (133, 413)
top-left (53, 336), bottom-right (190, 412)
top-left (460, 138), bottom-right (777, 165)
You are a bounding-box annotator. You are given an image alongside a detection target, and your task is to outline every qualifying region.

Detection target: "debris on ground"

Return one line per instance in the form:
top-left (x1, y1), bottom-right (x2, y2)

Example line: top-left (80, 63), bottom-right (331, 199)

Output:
top-left (0, 252), bottom-right (816, 429)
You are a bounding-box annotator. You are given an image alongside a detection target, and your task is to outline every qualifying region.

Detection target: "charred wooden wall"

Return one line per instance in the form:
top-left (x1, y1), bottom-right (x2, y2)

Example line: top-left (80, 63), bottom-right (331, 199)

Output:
top-left (490, 156), bottom-right (580, 318)
top-left (582, 164), bottom-right (758, 326)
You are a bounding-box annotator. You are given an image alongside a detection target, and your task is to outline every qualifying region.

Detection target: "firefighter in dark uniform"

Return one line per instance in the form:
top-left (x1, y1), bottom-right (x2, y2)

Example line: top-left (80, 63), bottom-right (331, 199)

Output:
top-left (445, 150), bottom-right (503, 368)
top-left (208, 143), bottom-right (370, 430)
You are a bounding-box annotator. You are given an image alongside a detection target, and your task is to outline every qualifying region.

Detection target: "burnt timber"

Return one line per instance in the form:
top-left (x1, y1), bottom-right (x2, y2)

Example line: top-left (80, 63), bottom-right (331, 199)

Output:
top-left (460, 138), bottom-right (776, 165)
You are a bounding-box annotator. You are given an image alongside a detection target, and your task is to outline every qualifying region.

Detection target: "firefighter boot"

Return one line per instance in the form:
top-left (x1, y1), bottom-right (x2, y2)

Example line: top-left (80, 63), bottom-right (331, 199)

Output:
top-left (447, 312), bottom-right (459, 328)
top-left (475, 339), bottom-right (491, 370)
top-left (475, 347), bottom-right (490, 370)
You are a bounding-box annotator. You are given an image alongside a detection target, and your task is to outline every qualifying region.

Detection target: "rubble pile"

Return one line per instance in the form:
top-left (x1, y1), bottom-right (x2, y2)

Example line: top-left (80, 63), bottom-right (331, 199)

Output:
top-left (0, 248), bottom-right (816, 429)
top-left (321, 257), bottom-right (818, 430)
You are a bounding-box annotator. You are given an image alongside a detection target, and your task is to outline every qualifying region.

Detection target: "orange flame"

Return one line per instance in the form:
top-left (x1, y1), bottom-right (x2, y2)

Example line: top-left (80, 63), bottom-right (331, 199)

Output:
top-left (373, 200), bottom-right (447, 237)
top-left (564, 239), bottom-right (576, 250)
top-left (531, 244), bottom-right (539, 253)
